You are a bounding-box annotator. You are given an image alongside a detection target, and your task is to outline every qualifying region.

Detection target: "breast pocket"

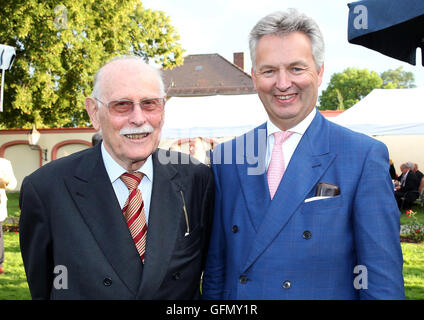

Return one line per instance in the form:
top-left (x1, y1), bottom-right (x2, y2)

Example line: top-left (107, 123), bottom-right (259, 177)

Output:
top-left (302, 195), bottom-right (344, 214)
top-left (175, 225), bottom-right (203, 251)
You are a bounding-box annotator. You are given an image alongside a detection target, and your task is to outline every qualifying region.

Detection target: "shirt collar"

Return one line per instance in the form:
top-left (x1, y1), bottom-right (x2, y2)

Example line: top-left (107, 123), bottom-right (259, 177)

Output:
top-left (101, 142), bottom-right (153, 183)
top-left (267, 107), bottom-right (316, 136)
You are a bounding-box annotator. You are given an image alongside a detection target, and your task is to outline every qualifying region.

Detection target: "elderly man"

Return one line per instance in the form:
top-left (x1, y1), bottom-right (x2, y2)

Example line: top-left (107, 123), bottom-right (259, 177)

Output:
top-left (19, 56), bottom-right (214, 299)
top-left (395, 163), bottom-right (419, 209)
top-left (202, 9), bottom-right (404, 299)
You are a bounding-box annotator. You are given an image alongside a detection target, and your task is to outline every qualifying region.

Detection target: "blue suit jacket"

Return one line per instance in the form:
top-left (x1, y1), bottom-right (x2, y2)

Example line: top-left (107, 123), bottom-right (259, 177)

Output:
top-left (202, 110), bottom-right (404, 300)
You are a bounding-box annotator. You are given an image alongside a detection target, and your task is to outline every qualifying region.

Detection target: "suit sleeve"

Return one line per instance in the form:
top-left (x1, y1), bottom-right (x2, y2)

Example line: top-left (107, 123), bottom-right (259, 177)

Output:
top-left (202, 153), bottom-right (226, 300)
top-left (19, 177), bottom-right (54, 300)
top-left (353, 142), bottom-right (405, 299)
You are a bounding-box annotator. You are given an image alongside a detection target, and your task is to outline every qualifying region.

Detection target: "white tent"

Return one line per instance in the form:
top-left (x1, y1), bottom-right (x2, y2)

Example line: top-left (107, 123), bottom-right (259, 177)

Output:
top-left (162, 94), bottom-right (267, 138)
top-left (329, 88), bottom-right (424, 136)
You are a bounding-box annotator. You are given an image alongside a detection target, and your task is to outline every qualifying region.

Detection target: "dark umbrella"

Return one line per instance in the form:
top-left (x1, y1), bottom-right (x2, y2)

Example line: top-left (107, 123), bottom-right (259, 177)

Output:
top-left (347, 0), bottom-right (424, 66)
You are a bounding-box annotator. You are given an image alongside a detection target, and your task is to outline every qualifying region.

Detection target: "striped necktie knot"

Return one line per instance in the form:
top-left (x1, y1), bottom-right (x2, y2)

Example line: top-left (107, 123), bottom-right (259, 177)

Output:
top-left (121, 172), bottom-right (143, 190)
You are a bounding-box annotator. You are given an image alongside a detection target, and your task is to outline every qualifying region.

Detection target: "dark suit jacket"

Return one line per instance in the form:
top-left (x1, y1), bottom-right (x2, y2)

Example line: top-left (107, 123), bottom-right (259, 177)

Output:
top-left (415, 170), bottom-right (423, 186)
top-left (397, 171), bottom-right (419, 193)
top-left (19, 144), bottom-right (214, 299)
top-left (396, 170), bottom-right (419, 203)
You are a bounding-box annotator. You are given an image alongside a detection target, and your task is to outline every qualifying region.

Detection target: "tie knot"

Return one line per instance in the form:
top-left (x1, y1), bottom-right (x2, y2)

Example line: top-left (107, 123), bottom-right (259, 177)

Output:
top-left (120, 172), bottom-right (143, 190)
top-left (273, 131), bottom-right (294, 145)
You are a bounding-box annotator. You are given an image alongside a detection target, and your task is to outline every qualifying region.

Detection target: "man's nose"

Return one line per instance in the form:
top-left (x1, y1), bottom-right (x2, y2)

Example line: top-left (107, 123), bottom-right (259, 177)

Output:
top-left (275, 69), bottom-right (292, 91)
top-left (128, 103), bottom-right (148, 125)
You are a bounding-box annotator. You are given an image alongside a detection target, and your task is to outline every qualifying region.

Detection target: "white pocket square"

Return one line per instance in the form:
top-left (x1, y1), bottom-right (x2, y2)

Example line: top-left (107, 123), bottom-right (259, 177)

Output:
top-left (304, 196), bottom-right (331, 203)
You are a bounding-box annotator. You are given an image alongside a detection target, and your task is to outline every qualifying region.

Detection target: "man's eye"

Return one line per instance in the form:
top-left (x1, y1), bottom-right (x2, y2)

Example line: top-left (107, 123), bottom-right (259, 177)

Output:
top-left (260, 69), bottom-right (275, 77)
top-left (292, 67), bottom-right (304, 73)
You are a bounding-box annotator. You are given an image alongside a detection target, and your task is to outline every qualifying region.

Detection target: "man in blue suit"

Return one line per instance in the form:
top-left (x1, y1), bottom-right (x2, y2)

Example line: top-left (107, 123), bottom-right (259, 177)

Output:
top-left (202, 9), bottom-right (405, 300)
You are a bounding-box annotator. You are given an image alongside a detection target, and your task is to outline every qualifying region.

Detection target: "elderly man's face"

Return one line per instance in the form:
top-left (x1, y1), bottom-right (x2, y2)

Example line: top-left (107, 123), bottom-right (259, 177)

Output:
top-left (86, 60), bottom-right (164, 171)
top-left (252, 32), bottom-right (324, 131)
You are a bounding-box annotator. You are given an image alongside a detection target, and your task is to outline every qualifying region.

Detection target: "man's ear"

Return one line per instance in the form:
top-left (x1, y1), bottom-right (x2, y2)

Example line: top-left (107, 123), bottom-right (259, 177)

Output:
top-left (85, 97), bottom-right (101, 130)
top-left (251, 67), bottom-right (257, 90)
top-left (317, 63), bottom-right (324, 87)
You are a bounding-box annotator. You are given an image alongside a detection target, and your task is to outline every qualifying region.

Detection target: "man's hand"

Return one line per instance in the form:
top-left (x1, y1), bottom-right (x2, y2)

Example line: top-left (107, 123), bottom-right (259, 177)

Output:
top-left (0, 177), bottom-right (9, 189)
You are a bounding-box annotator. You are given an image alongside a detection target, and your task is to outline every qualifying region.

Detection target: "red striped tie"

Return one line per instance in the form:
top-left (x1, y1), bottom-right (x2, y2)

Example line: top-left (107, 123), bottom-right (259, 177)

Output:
top-left (121, 172), bottom-right (147, 263)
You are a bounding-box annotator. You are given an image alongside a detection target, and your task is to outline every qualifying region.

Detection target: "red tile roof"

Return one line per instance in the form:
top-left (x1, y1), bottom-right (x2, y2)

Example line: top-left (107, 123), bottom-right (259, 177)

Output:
top-left (162, 54), bottom-right (256, 96)
top-left (319, 110), bottom-right (344, 117)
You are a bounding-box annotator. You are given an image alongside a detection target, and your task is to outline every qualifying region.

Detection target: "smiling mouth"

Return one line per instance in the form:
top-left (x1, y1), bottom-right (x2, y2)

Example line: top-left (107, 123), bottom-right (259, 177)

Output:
top-left (275, 94), bottom-right (297, 101)
top-left (124, 133), bottom-right (150, 139)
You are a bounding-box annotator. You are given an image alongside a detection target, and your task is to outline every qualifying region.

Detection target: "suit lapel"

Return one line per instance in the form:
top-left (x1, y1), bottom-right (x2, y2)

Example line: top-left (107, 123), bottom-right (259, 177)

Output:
top-left (243, 111), bottom-right (337, 271)
top-left (236, 123), bottom-right (271, 231)
top-left (64, 144), bottom-right (143, 295)
top-left (137, 150), bottom-right (182, 299)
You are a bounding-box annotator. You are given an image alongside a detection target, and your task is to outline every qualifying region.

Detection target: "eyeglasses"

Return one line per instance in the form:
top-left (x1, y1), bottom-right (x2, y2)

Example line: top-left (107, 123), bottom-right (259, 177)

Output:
top-left (94, 97), bottom-right (165, 116)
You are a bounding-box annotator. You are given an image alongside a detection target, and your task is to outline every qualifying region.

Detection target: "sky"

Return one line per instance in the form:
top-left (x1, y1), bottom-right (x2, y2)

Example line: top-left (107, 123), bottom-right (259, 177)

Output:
top-left (142, 0), bottom-right (424, 94)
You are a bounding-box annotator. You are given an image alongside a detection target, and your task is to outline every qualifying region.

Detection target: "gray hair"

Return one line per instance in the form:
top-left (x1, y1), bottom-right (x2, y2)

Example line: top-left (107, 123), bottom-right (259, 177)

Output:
top-left (406, 161), bottom-right (414, 170)
top-left (401, 163), bottom-right (410, 170)
top-left (91, 55), bottom-right (165, 100)
top-left (249, 9), bottom-right (325, 72)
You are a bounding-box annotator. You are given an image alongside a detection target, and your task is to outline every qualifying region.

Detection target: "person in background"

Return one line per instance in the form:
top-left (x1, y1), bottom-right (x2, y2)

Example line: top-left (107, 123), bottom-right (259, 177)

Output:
top-left (389, 159), bottom-right (397, 180)
top-left (91, 132), bottom-right (102, 146)
top-left (19, 56), bottom-right (214, 299)
top-left (394, 163), bottom-right (419, 209)
top-left (202, 9), bottom-right (404, 300)
top-left (413, 163), bottom-right (423, 186)
top-left (0, 157), bottom-right (17, 275)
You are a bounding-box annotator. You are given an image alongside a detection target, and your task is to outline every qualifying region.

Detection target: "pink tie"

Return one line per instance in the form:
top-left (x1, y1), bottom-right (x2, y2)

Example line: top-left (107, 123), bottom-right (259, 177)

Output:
top-left (267, 131), bottom-right (294, 199)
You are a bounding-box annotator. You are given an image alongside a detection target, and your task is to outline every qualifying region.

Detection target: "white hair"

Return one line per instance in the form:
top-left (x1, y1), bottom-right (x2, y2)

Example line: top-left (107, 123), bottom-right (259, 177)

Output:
top-left (91, 55), bottom-right (165, 100)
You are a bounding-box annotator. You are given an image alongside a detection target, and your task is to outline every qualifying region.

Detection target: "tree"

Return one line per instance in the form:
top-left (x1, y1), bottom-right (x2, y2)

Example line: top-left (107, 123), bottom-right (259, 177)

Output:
top-left (319, 68), bottom-right (382, 110)
top-left (380, 67), bottom-right (416, 89)
top-left (0, 0), bottom-right (184, 128)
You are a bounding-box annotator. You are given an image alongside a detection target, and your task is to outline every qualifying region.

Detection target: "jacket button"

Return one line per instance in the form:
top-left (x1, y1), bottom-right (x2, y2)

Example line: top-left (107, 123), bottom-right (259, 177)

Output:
top-left (282, 280), bottom-right (291, 289)
top-left (302, 230), bottom-right (312, 240)
top-left (232, 225), bottom-right (239, 233)
top-left (103, 278), bottom-right (112, 286)
top-left (239, 275), bottom-right (248, 284)
top-left (172, 272), bottom-right (181, 280)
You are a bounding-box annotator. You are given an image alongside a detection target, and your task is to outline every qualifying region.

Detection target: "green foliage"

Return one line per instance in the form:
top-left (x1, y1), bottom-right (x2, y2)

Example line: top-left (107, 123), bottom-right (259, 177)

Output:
top-left (319, 66), bottom-right (416, 110)
top-left (319, 68), bottom-right (382, 110)
top-left (401, 209), bottom-right (424, 243)
top-left (380, 67), bottom-right (416, 89)
top-left (0, 0), bottom-right (184, 129)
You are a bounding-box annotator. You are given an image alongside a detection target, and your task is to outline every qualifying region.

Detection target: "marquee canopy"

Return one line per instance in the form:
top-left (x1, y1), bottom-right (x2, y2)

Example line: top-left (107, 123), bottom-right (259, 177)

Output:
top-left (162, 94), bottom-right (267, 138)
top-left (329, 88), bottom-right (424, 135)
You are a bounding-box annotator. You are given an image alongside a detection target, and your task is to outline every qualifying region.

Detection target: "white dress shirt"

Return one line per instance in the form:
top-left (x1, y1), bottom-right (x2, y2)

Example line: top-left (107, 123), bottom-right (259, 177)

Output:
top-left (101, 143), bottom-right (153, 225)
top-left (265, 108), bottom-right (316, 171)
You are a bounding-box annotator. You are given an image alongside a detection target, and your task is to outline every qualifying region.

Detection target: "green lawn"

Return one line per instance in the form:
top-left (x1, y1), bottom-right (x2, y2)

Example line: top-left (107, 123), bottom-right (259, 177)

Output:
top-left (402, 242), bottom-right (424, 299)
top-left (400, 203), bottom-right (424, 225)
top-left (6, 192), bottom-right (20, 219)
top-left (0, 232), bottom-right (31, 300)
